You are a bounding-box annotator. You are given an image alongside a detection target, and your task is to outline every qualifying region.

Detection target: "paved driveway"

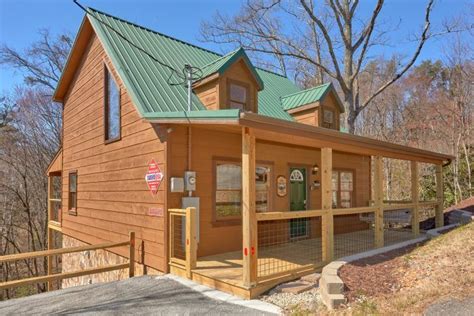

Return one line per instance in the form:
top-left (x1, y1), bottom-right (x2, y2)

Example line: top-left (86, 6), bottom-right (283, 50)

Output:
top-left (0, 276), bottom-right (275, 315)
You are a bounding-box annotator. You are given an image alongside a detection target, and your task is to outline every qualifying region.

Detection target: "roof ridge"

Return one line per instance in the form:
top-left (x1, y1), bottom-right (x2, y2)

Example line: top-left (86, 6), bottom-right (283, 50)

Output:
top-left (281, 82), bottom-right (331, 100)
top-left (87, 6), bottom-right (222, 58)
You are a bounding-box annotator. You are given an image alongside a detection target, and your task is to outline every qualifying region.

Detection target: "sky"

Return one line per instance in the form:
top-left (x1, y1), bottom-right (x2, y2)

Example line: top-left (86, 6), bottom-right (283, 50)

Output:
top-left (0, 0), bottom-right (470, 95)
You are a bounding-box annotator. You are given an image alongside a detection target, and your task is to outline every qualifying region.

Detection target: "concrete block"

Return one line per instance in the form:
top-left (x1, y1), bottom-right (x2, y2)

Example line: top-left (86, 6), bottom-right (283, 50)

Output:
top-left (320, 275), bottom-right (344, 295)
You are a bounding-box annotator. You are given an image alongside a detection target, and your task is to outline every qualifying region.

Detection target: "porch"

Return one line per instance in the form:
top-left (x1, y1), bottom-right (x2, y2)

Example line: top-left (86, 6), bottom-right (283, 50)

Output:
top-left (165, 114), bottom-right (449, 299)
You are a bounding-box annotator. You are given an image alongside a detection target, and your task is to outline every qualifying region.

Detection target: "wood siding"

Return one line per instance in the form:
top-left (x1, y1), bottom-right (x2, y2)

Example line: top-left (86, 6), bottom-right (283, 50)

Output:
top-left (291, 107), bottom-right (318, 126)
top-left (61, 32), bottom-right (168, 272)
top-left (169, 126), bottom-right (371, 257)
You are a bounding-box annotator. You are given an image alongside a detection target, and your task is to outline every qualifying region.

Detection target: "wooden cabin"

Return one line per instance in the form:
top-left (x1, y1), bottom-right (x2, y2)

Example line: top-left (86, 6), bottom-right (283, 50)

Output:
top-left (46, 7), bottom-right (452, 297)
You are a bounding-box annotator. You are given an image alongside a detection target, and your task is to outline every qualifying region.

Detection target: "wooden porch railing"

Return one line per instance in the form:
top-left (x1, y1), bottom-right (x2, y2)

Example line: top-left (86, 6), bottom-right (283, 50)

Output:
top-left (168, 207), bottom-right (197, 278)
top-left (0, 232), bottom-right (135, 291)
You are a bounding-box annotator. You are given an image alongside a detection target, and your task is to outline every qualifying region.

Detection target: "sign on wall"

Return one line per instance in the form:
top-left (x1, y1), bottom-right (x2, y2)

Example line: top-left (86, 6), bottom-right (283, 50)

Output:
top-left (277, 175), bottom-right (287, 197)
top-left (145, 159), bottom-right (164, 195)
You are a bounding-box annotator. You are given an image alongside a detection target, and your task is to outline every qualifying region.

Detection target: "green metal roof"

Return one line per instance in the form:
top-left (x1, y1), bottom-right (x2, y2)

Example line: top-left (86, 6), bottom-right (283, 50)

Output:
top-left (198, 47), bottom-right (264, 89)
top-left (281, 83), bottom-right (331, 111)
top-left (70, 8), bottom-right (304, 121)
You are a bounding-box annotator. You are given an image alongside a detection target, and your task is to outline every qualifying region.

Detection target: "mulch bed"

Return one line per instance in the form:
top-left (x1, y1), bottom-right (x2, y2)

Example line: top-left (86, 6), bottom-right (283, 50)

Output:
top-left (338, 241), bottom-right (426, 302)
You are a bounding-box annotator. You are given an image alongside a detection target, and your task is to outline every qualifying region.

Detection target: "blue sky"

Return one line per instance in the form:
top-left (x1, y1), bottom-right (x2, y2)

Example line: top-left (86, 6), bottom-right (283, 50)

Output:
top-left (0, 0), bottom-right (469, 94)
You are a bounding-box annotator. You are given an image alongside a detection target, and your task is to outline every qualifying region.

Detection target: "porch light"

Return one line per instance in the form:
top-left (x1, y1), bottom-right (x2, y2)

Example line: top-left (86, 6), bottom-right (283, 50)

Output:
top-left (312, 164), bottom-right (319, 175)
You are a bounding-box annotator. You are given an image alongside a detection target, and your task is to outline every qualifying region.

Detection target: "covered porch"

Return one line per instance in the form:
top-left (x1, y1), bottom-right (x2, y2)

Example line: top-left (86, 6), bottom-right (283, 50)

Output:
top-left (165, 113), bottom-right (450, 299)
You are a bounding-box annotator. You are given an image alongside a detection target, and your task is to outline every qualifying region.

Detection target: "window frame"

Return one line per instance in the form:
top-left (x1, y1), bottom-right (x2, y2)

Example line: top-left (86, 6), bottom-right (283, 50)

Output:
top-left (68, 171), bottom-right (78, 216)
top-left (227, 79), bottom-right (250, 112)
top-left (212, 157), bottom-right (273, 226)
top-left (331, 169), bottom-right (355, 209)
top-left (104, 65), bottom-right (121, 144)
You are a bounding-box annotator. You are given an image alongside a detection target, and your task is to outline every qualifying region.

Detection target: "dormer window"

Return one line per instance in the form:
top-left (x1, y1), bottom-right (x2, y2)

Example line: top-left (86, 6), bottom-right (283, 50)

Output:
top-left (229, 81), bottom-right (248, 111)
top-left (322, 108), bottom-right (335, 129)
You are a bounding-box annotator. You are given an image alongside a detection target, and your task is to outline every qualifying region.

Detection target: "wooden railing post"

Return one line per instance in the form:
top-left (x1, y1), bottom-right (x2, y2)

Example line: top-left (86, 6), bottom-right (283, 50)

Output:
top-left (411, 161), bottom-right (420, 236)
top-left (47, 227), bottom-right (53, 291)
top-left (242, 127), bottom-right (257, 287)
top-left (185, 207), bottom-right (197, 279)
top-left (129, 231), bottom-right (135, 278)
top-left (374, 156), bottom-right (384, 248)
top-left (435, 165), bottom-right (444, 227)
top-left (321, 147), bottom-right (334, 262)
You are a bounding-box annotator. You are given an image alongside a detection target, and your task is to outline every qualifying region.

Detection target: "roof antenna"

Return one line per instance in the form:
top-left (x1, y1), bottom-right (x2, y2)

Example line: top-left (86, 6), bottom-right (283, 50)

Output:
top-left (185, 64), bottom-right (192, 112)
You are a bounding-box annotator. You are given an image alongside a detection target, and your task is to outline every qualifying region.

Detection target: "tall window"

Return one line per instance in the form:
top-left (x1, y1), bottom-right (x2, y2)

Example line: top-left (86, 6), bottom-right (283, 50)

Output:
top-left (229, 82), bottom-right (247, 111)
top-left (68, 171), bottom-right (77, 215)
top-left (105, 67), bottom-right (120, 142)
top-left (332, 170), bottom-right (354, 208)
top-left (215, 161), bottom-right (271, 221)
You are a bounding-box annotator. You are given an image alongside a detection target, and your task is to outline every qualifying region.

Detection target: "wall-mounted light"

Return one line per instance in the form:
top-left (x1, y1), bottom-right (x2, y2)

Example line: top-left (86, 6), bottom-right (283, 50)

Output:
top-left (312, 164), bottom-right (319, 175)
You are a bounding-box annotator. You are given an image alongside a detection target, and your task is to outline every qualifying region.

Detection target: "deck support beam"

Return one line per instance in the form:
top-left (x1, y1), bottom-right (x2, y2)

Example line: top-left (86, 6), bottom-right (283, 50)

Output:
top-left (321, 148), bottom-right (334, 262)
top-left (374, 156), bottom-right (384, 248)
top-left (436, 165), bottom-right (444, 227)
top-left (242, 127), bottom-right (257, 287)
top-left (185, 208), bottom-right (197, 278)
top-left (411, 161), bottom-right (420, 236)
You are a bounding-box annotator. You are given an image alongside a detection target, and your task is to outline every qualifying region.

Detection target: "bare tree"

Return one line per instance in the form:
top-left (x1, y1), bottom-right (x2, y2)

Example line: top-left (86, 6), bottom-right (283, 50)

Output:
top-left (201, 0), bottom-right (468, 133)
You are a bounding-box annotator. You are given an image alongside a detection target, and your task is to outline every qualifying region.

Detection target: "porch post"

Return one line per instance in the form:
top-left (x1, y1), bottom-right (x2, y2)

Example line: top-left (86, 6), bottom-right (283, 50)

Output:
top-left (321, 148), bottom-right (334, 262)
top-left (242, 127), bottom-right (257, 287)
top-left (411, 161), bottom-right (420, 236)
top-left (47, 176), bottom-right (53, 291)
top-left (435, 165), bottom-right (444, 227)
top-left (374, 156), bottom-right (384, 248)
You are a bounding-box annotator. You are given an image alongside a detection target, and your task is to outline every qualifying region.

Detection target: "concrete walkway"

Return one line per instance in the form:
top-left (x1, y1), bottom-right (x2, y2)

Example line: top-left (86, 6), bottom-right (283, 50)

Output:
top-left (0, 276), bottom-right (275, 315)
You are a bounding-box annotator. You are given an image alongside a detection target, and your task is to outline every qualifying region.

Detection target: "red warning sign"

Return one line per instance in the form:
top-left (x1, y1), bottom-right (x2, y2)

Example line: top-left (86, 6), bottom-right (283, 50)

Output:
top-left (145, 159), bottom-right (163, 195)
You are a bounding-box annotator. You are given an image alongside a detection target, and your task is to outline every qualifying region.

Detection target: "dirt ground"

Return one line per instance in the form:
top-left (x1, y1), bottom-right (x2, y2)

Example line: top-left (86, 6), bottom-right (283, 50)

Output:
top-left (335, 222), bottom-right (474, 315)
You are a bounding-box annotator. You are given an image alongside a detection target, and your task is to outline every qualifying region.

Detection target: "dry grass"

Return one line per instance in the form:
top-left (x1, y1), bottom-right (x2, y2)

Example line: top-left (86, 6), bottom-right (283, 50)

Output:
top-left (294, 223), bottom-right (474, 315)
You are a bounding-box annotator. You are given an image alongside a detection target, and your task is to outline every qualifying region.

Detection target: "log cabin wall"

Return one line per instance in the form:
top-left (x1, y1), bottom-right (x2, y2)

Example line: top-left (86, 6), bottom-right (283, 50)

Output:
top-left (61, 32), bottom-right (168, 272)
top-left (168, 126), bottom-right (371, 258)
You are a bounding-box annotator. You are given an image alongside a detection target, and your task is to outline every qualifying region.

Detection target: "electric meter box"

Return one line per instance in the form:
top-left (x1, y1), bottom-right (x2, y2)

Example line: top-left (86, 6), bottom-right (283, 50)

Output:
top-left (184, 171), bottom-right (196, 191)
top-left (170, 177), bottom-right (184, 193)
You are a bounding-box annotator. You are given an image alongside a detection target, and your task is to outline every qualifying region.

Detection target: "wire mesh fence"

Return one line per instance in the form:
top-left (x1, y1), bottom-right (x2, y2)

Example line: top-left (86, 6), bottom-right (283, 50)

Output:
top-left (257, 216), bottom-right (322, 279)
top-left (334, 211), bottom-right (376, 258)
top-left (383, 208), bottom-right (415, 245)
top-left (169, 212), bottom-right (186, 262)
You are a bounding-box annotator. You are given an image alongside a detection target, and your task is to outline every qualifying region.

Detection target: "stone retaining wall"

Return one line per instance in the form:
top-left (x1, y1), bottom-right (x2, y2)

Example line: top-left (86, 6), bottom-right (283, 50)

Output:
top-left (62, 235), bottom-right (161, 289)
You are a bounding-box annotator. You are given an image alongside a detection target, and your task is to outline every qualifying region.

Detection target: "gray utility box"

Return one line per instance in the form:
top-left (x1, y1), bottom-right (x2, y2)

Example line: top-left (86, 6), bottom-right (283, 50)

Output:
top-left (170, 177), bottom-right (184, 193)
top-left (184, 171), bottom-right (196, 191)
top-left (182, 196), bottom-right (200, 243)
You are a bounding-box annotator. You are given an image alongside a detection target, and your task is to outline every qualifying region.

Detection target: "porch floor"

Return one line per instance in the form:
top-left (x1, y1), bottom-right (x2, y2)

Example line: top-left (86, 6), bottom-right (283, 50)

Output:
top-left (192, 229), bottom-right (416, 289)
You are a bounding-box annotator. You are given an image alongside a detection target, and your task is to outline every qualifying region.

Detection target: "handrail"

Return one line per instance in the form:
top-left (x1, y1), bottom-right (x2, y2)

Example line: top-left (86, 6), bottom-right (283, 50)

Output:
top-left (168, 208), bottom-right (187, 215)
top-left (0, 232), bottom-right (135, 290)
top-left (0, 240), bottom-right (130, 263)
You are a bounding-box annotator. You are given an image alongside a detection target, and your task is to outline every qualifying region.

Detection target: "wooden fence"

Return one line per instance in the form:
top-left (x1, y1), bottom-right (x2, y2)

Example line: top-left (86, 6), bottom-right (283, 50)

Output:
top-left (0, 232), bottom-right (135, 291)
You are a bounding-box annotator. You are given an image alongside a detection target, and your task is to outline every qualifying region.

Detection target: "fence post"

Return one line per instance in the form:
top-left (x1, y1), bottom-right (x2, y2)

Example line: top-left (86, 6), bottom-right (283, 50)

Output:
top-left (435, 165), bottom-right (444, 228)
top-left (129, 231), bottom-right (135, 278)
top-left (321, 147), bottom-right (334, 262)
top-left (411, 161), bottom-right (420, 236)
top-left (374, 156), bottom-right (384, 248)
top-left (47, 227), bottom-right (53, 291)
top-left (185, 207), bottom-right (197, 279)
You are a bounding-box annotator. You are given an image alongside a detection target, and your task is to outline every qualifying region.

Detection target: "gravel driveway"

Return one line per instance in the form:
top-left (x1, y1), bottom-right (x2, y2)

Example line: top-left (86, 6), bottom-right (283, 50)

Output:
top-left (0, 276), bottom-right (275, 315)
top-left (424, 297), bottom-right (474, 316)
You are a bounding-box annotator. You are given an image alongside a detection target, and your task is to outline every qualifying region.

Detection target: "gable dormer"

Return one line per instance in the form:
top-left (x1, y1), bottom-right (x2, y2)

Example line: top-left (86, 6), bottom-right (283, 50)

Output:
top-left (192, 48), bottom-right (263, 113)
top-left (281, 83), bottom-right (345, 130)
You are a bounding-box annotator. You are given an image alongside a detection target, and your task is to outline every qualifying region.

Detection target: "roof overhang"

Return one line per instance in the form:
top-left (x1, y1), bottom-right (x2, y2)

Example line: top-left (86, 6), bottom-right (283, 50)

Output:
top-left (146, 111), bottom-right (453, 165)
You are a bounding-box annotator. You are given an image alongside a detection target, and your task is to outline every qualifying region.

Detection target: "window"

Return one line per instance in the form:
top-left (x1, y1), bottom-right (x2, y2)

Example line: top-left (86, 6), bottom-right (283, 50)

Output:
top-left (332, 170), bottom-right (354, 208)
top-left (215, 160), bottom-right (271, 221)
top-left (229, 82), bottom-right (247, 110)
top-left (105, 67), bottom-right (121, 142)
top-left (322, 109), bottom-right (335, 129)
top-left (68, 171), bottom-right (77, 215)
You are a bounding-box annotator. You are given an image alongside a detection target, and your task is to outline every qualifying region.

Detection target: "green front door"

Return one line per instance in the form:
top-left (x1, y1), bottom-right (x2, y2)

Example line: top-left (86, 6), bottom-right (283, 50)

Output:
top-left (289, 167), bottom-right (308, 239)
